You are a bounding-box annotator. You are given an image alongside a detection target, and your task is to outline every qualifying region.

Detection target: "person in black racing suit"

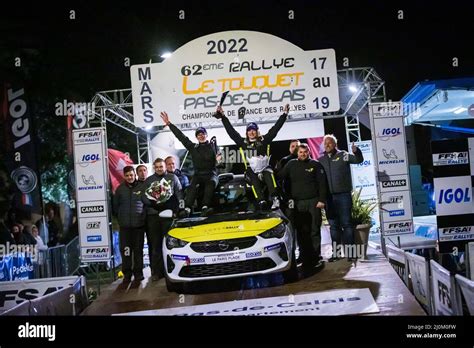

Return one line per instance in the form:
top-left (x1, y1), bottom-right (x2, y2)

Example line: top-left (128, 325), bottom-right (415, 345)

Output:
top-left (214, 104), bottom-right (290, 210)
top-left (160, 111), bottom-right (219, 217)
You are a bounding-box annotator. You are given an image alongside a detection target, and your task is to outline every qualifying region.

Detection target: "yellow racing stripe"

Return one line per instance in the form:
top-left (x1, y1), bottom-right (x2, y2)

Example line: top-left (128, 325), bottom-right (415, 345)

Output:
top-left (168, 217), bottom-right (282, 243)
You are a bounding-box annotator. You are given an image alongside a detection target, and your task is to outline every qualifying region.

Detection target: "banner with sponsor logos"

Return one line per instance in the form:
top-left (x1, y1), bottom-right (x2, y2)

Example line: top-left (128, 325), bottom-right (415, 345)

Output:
top-left (369, 102), bottom-right (414, 236)
top-left (0, 276), bottom-right (78, 313)
top-left (468, 242), bottom-right (474, 281)
top-left (454, 274), bottom-right (474, 315)
top-left (432, 138), bottom-right (474, 253)
top-left (117, 288), bottom-right (379, 316)
top-left (73, 128), bottom-right (111, 262)
top-left (0, 253), bottom-right (34, 282)
top-left (350, 140), bottom-right (379, 229)
top-left (130, 31), bottom-right (340, 127)
top-left (430, 260), bottom-right (461, 316)
top-left (405, 252), bottom-right (431, 310)
top-left (1, 82), bottom-right (42, 218)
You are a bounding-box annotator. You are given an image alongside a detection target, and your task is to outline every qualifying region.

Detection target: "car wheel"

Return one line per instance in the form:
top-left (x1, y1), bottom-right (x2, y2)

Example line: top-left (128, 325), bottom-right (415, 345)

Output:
top-left (282, 249), bottom-right (298, 283)
top-left (165, 276), bottom-right (184, 293)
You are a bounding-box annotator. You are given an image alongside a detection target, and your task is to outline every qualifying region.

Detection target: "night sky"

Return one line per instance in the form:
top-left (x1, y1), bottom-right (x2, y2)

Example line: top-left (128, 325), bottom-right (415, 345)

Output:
top-left (2, 1), bottom-right (473, 99)
top-left (1, 0), bottom-right (473, 170)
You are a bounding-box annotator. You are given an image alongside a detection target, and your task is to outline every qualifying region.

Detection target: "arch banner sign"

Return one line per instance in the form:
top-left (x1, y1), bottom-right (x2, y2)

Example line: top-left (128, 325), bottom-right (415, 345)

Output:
top-left (130, 31), bottom-right (340, 127)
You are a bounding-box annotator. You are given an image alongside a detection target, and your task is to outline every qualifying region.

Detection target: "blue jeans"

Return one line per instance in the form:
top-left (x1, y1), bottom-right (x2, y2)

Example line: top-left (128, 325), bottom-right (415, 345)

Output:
top-left (326, 192), bottom-right (355, 251)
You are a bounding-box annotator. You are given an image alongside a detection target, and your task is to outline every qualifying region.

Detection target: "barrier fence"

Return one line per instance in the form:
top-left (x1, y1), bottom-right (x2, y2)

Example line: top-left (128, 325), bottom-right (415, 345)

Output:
top-left (1, 236), bottom-right (81, 281)
top-left (387, 242), bottom-right (474, 316)
top-left (0, 276), bottom-right (89, 316)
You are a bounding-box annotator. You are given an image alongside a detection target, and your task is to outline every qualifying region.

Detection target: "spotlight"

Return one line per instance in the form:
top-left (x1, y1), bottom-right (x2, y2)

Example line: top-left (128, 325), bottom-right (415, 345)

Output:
top-left (348, 84), bottom-right (358, 93)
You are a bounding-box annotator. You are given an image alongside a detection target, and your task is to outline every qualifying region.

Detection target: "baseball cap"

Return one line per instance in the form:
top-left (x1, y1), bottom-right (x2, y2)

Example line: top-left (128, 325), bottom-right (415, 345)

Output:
top-left (195, 127), bottom-right (207, 136)
top-left (246, 122), bottom-right (259, 132)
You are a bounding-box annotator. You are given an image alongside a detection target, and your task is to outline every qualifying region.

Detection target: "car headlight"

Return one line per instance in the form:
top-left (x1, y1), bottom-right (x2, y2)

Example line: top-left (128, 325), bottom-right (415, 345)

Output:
top-left (165, 235), bottom-right (188, 249)
top-left (259, 223), bottom-right (286, 239)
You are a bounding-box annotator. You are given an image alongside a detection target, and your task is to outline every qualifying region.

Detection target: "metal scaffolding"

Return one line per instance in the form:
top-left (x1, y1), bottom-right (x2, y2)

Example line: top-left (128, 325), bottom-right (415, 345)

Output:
top-left (334, 67), bottom-right (386, 146)
top-left (87, 67), bottom-right (386, 162)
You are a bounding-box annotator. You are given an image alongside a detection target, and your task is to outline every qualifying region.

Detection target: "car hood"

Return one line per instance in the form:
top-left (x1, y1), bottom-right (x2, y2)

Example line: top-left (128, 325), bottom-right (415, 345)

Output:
top-left (168, 211), bottom-right (284, 243)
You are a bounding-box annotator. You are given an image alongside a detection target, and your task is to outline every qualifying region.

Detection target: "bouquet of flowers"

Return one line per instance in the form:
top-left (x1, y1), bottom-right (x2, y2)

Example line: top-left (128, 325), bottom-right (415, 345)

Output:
top-left (145, 178), bottom-right (173, 204)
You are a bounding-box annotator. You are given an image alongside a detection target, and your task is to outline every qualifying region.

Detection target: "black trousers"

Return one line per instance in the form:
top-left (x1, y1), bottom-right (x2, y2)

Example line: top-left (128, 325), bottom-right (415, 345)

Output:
top-left (245, 168), bottom-right (277, 201)
top-left (294, 197), bottom-right (322, 267)
top-left (185, 174), bottom-right (218, 208)
top-left (119, 226), bottom-right (145, 280)
top-left (147, 214), bottom-right (172, 277)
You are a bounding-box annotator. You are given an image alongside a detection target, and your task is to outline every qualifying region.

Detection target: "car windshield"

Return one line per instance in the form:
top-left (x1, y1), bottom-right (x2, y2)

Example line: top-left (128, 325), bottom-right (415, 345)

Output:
top-left (172, 174), bottom-right (285, 228)
top-left (214, 177), bottom-right (249, 213)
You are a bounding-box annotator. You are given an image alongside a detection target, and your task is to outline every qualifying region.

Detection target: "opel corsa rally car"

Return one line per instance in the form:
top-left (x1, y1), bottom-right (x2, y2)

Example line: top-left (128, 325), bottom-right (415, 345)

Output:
top-left (163, 174), bottom-right (297, 292)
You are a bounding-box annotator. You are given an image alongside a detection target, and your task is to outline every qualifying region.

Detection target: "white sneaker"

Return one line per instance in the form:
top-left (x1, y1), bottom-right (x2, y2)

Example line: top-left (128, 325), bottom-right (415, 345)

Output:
top-left (271, 197), bottom-right (280, 210)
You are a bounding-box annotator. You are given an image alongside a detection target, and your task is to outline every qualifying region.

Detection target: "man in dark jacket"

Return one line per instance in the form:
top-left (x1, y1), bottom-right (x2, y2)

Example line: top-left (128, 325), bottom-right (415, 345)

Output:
top-left (165, 156), bottom-right (190, 191)
top-left (142, 158), bottom-right (182, 280)
top-left (136, 164), bottom-right (148, 183)
top-left (274, 139), bottom-right (300, 198)
top-left (215, 104), bottom-right (289, 210)
top-left (278, 143), bottom-right (327, 273)
top-left (318, 134), bottom-right (364, 261)
top-left (160, 111), bottom-right (218, 217)
top-left (113, 166), bottom-right (146, 284)
top-left (45, 207), bottom-right (60, 247)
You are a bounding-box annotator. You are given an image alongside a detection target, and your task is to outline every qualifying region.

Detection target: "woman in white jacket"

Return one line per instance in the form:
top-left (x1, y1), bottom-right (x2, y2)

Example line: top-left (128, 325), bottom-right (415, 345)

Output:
top-left (32, 225), bottom-right (48, 251)
top-left (31, 224), bottom-right (48, 270)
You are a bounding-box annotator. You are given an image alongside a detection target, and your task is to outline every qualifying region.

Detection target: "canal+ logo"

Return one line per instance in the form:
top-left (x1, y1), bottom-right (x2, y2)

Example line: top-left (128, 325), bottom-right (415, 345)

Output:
top-left (438, 187), bottom-right (471, 205)
top-left (377, 127), bottom-right (401, 141)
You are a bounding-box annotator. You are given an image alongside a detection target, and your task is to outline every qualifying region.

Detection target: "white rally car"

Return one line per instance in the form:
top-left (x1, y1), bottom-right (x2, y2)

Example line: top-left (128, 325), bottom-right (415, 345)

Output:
top-left (162, 174), bottom-right (297, 292)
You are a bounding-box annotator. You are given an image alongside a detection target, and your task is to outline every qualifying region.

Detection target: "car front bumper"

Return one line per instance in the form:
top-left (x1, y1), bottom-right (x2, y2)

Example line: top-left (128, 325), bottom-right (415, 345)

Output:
top-left (163, 227), bottom-right (294, 283)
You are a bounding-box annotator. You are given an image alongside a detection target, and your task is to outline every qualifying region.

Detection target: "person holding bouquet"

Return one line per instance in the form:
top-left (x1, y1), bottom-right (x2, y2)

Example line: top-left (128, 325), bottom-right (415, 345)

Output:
top-left (160, 111), bottom-right (219, 217)
top-left (142, 158), bottom-right (182, 280)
